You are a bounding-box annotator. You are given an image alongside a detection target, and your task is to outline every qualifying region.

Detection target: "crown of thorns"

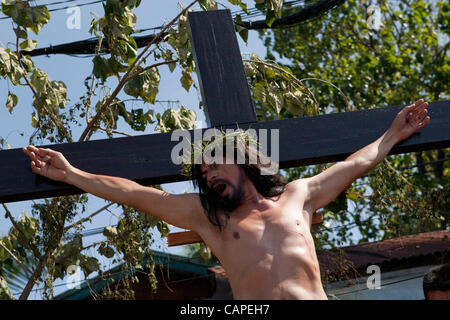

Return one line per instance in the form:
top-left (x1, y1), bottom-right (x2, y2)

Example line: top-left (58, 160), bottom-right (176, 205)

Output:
top-left (180, 128), bottom-right (261, 178)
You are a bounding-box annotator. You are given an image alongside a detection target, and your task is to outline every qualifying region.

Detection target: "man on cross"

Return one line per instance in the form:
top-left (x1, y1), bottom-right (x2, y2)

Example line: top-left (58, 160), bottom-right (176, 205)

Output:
top-left (23, 99), bottom-right (430, 299)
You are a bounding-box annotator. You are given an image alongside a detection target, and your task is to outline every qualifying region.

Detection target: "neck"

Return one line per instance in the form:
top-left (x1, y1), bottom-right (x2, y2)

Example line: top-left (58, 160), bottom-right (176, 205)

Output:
top-left (240, 176), bottom-right (268, 207)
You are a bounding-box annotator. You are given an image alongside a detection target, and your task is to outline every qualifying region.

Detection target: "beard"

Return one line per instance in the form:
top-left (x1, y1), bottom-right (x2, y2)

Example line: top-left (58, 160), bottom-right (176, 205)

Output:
top-left (208, 169), bottom-right (245, 213)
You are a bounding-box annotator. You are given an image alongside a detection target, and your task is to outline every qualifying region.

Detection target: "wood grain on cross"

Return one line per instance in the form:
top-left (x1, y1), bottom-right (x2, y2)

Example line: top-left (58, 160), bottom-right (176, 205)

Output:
top-left (0, 11), bottom-right (449, 246)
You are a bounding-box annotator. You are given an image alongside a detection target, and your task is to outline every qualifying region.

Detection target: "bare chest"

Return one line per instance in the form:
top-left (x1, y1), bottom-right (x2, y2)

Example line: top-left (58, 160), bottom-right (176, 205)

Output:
top-left (215, 194), bottom-right (316, 271)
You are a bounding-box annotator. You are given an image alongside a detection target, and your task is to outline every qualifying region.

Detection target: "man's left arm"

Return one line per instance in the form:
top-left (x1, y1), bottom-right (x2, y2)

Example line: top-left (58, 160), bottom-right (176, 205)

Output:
top-left (303, 99), bottom-right (430, 212)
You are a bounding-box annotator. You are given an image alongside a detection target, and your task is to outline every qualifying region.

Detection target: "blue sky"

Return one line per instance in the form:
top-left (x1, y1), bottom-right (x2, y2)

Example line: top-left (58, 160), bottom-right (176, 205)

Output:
top-left (0, 0), bottom-right (269, 298)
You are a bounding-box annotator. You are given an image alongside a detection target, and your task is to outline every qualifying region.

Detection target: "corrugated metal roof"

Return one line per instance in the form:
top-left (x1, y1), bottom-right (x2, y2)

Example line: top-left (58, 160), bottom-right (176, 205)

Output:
top-left (55, 250), bottom-right (215, 300)
top-left (318, 230), bottom-right (449, 276)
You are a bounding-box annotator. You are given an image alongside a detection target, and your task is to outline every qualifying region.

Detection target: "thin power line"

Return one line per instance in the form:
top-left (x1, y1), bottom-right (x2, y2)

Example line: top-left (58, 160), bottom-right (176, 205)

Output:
top-left (2, 1), bottom-right (339, 56)
top-left (0, 0), bottom-right (103, 20)
top-left (40, 0), bottom-right (91, 7)
top-left (47, 0), bottom-right (102, 13)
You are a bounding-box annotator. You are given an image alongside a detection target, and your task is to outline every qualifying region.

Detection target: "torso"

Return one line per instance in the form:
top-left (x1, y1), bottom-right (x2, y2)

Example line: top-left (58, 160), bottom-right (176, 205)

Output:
top-left (197, 180), bottom-right (327, 300)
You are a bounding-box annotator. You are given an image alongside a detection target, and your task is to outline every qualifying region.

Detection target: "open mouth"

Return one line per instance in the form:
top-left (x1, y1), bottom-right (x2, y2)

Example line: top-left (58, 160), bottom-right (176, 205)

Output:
top-left (212, 181), bottom-right (227, 196)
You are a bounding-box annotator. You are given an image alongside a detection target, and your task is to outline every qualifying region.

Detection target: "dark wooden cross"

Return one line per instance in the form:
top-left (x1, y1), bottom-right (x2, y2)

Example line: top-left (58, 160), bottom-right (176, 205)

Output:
top-left (1, 10), bottom-right (449, 246)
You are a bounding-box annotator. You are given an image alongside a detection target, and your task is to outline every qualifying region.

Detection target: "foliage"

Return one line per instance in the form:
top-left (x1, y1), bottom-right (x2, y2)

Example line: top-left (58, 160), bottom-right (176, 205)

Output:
top-left (261, 0), bottom-right (449, 249)
top-left (0, 0), bottom-right (289, 300)
top-left (2, 0), bottom-right (446, 299)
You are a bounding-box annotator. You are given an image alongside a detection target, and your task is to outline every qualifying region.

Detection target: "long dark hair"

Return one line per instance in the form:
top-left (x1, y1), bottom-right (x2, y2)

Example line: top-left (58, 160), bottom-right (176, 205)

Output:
top-left (191, 141), bottom-right (287, 229)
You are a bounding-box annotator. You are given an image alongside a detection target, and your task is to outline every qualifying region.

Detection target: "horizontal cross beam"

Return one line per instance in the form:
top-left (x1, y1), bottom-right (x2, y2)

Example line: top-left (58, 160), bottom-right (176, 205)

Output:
top-left (1, 100), bottom-right (449, 203)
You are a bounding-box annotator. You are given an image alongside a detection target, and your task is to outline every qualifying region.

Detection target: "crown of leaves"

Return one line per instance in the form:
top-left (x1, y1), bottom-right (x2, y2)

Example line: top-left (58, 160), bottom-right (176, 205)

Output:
top-left (180, 127), bottom-right (260, 178)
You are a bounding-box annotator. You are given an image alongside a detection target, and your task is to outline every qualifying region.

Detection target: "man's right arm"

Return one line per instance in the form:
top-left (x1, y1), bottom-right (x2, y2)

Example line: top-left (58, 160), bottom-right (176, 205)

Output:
top-left (22, 145), bottom-right (204, 231)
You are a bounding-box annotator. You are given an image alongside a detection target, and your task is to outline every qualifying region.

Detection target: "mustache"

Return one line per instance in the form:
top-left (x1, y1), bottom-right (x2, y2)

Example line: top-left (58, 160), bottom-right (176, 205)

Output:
top-left (211, 178), bottom-right (233, 191)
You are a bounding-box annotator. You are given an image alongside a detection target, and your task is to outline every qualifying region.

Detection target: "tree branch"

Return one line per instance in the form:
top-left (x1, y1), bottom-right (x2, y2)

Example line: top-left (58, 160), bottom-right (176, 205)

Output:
top-left (94, 126), bottom-right (133, 137)
top-left (436, 41), bottom-right (449, 60)
top-left (243, 57), bottom-right (319, 109)
top-left (0, 240), bottom-right (31, 278)
top-left (125, 59), bottom-right (179, 82)
top-left (2, 203), bottom-right (42, 260)
top-left (78, 0), bottom-right (199, 142)
top-left (82, 240), bottom-right (108, 252)
top-left (64, 203), bottom-right (115, 231)
top-left (15, 37), bottom-right (72, 143)
top-left (19, 198), bottom-right (71, 300)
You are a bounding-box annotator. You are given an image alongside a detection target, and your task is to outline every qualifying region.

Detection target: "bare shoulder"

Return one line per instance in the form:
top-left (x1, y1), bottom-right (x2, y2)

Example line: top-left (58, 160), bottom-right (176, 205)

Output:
top-left (285, 178), bottom-right (317, 226)
top-left (285, 178), bottom-right (310, 196)
top-left (284, 178), bottom-right (312, 210)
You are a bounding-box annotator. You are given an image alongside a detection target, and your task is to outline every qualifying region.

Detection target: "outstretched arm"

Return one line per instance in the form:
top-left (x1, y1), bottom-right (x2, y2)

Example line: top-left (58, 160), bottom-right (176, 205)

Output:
top-left (22, 145), bottom-right (204, 230)
top-left (303, 99), bottom-right (430, 212)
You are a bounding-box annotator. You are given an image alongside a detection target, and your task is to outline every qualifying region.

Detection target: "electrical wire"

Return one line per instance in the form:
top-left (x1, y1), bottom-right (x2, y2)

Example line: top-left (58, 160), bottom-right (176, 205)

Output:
top-left (0, 0), bottom-right (103, 20)
top-left (1, 0), bottom-right (344, 56)
top-left (38, 0), bottom-right (95, 7)
top-left (0, 0), bottom-right (304, 21)
top-left (237, 0), bottom-right (345, 29)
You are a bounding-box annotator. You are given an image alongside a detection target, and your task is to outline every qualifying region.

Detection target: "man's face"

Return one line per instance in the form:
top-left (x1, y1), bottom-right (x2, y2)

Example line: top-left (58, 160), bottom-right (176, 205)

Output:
top-left (200, 162), bottom-right (245, 210)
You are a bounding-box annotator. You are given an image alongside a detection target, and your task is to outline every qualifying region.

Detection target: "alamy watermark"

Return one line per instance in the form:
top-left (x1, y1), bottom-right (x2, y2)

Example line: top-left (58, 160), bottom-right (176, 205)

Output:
top-left (170, 128), bottom-right (280, 175)
top-left (366, 264), bottom-right (381, 290)
top-left (66, 6), bottom-right (81, 30)
top-left (366, 4), bottom-right (383, 31)
top-left (66, 265), bottom-right (82, 289)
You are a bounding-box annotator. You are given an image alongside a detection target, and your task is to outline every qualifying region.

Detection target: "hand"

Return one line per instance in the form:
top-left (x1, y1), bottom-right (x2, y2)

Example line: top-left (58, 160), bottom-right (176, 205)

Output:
top-left (22, 145), bottom-right (72, 182)
top-left (388, 99), bottom-right (431, 142)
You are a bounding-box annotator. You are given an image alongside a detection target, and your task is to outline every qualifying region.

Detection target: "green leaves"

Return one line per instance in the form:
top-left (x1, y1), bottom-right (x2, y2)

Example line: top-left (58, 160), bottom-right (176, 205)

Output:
top-left (0, 238), bottom-right (12, 262)
top-left (1, 0), bottom-right (49, 35)
top-left (124, 67), bottom-right (160, 103)
top-left (235, 14), bottom-right (249, 43)
top-left (79, 255), bottom-right (100, 277)
top-left (156, 221), bottom-right (170, 237)
top-left (98, 243), bottom-right (115, 259)
top-left (253, 0), bottom-right (283, 27)
top-left (180, 69), bottom-right (193, 92)
top-left (89, 0), bottom-right (139, 67)
top-left (92, 56), bottom-right (112, 82)
top-left (0, 276), bottom-right (14, 300)
top-left (92, 55), bottom-right (128, 82)
top-left (6, 91), bottom-right (17, 113)
top-left (13, 27), bottom-right (27, 39)
top-left (345, 189), bottom-right (359, 204)
top-left (199, 0), bottom-right (218, 11)
top-left (155, 106), bottom-right (196, 133)
top-left (19, 39), bottom-right (37, 52)
top-left (267, 0), bottom-right (449, 250)
top-left (93, 96), bottom-right (154, 136)
top-left (0, 0), bottom-right (305, 300)
top-left (244, 55), bottom-right (317, 120)
top-left (103, 226), bottom-right (118, 240)
top-left (30, 69), bottom-right (67, 111)
top-left (167, 11), bottom-right (195, 93)
top-left (0, 48), bottom-right (25, 84)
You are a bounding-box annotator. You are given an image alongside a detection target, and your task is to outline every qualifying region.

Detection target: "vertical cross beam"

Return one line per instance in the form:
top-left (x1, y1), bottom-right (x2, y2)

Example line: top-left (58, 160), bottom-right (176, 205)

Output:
top-left (187, 10), bottom-right (257, 127)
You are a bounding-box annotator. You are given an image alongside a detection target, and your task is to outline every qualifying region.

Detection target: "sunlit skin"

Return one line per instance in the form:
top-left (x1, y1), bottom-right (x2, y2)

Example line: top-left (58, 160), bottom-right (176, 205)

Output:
top-left (22, 99), bottom-right (430, 299)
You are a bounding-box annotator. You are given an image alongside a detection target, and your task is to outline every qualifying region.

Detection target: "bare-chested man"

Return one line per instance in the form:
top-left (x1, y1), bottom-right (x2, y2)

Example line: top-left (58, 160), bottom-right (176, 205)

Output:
top-left (22, 99), bottom-right (430, 299)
